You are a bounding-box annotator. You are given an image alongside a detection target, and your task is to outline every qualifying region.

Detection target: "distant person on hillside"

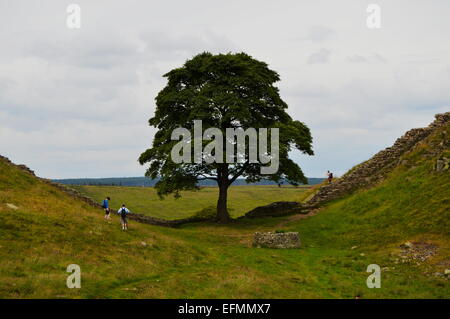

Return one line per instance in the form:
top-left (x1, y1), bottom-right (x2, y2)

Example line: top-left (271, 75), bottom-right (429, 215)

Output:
top-left (327, 171), bottom-right (333, 184)
top-left (117, 204), bottom-right (130, 230)
top-left (102, 197), bottom-right (111, 220)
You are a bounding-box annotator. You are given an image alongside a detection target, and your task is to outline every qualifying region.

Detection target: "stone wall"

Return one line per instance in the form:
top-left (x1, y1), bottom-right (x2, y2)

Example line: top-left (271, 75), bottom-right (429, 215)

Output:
top-left (253, 232), bottom-right (301, 249)
top-left (305, 112), bottom-right (450, 208)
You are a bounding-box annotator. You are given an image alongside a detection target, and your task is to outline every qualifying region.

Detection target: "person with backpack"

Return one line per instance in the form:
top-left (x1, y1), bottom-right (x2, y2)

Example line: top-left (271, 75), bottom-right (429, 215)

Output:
top-left (102, 197), bottom-right (111, 220)
top-left (327, 170), bottom-right (333, 184)
top-left (117, 204), bottom-right (130, 230)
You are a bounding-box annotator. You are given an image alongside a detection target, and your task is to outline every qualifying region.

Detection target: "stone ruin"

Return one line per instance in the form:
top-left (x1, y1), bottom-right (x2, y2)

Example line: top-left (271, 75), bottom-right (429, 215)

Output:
top-left (253, 232), bottom-right (301, 249)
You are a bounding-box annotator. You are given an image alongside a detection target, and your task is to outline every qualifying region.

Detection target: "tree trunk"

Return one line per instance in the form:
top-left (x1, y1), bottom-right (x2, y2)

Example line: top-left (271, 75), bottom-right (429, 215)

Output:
top-left (216, 183), bottom-right (231, 223)
top-left (216, 164), bottom-right (231, 223)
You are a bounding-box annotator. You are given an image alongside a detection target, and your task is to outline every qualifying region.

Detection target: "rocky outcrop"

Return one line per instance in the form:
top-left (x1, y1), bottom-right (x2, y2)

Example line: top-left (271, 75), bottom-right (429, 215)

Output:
top-left (306, 112), bottom-right (450, 208)
top-left (253, 232), bottom-right (301, 249)
top-left (396, 241), bottom-right (438, 264)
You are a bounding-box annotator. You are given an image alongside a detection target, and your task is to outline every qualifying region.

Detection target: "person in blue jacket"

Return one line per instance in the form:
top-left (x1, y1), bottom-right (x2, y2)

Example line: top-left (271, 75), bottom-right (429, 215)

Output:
top-left (102, 197), bottom-right (111, 220)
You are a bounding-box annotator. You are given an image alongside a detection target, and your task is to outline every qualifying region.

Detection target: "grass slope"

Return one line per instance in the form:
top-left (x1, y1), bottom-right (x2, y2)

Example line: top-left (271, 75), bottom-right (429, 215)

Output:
top-left (0, 123), bottom-right (448, 298)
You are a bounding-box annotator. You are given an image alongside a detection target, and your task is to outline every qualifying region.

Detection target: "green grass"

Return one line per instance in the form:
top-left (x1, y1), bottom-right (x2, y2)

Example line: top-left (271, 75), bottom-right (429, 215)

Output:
top-left (0, 123), bottom-right (449, 299)
top-left (71, 185), bottom-right (307, 219)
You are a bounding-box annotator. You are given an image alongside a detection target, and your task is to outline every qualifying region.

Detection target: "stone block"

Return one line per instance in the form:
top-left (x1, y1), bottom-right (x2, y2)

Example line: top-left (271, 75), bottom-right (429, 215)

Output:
top-left (253, 232), bottom-right (301, 249)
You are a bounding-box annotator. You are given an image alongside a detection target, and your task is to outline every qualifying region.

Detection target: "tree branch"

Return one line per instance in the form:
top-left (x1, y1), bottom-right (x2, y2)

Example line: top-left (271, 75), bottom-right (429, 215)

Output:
top-left (227, 161), bottom-right (249, 186)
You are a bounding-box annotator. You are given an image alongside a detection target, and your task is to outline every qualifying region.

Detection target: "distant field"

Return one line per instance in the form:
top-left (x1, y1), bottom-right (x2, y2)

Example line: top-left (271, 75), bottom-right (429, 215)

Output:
top-left (71, 185), bottom-right (308, 219)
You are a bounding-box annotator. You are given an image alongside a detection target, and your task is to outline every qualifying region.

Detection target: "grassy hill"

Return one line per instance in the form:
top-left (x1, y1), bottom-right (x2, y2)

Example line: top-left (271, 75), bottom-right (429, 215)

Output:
top-left (0, 120), bottom-right (448, 299)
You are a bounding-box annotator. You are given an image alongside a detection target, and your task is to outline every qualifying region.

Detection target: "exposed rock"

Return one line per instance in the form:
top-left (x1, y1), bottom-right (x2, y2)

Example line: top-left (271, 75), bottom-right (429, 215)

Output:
top-left (253, 232), bottom-right (300, 249)
top-left (6, 203), bottom-right (19, 210)
top-left (398, 241), bottom-right (438, 263)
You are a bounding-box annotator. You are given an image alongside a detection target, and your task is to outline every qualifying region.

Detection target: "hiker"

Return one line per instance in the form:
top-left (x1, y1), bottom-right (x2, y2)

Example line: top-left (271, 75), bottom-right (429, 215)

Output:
top-left (102, 197), bottom-right (111, 220)
top-left (117, 204), bottom-right (130, 230)
top-left (327, 170), bottom-right (333, 184)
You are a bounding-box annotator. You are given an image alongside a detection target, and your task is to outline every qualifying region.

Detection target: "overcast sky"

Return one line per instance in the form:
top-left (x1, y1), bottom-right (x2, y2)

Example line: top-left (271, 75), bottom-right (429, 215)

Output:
top-left (1, 0), bottom-right (449, 179)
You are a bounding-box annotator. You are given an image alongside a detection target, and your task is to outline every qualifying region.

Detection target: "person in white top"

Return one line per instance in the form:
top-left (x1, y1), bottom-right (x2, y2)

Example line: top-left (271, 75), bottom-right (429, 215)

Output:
top-left (327, 170), bottom-right (333, 184)
top-left (117, 204), bottom-right (131, 230)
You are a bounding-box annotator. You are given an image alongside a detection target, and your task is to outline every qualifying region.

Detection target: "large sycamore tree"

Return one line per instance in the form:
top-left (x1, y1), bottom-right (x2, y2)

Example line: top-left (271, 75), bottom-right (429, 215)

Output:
top-left (139, 52), bottom-right (313, 223)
